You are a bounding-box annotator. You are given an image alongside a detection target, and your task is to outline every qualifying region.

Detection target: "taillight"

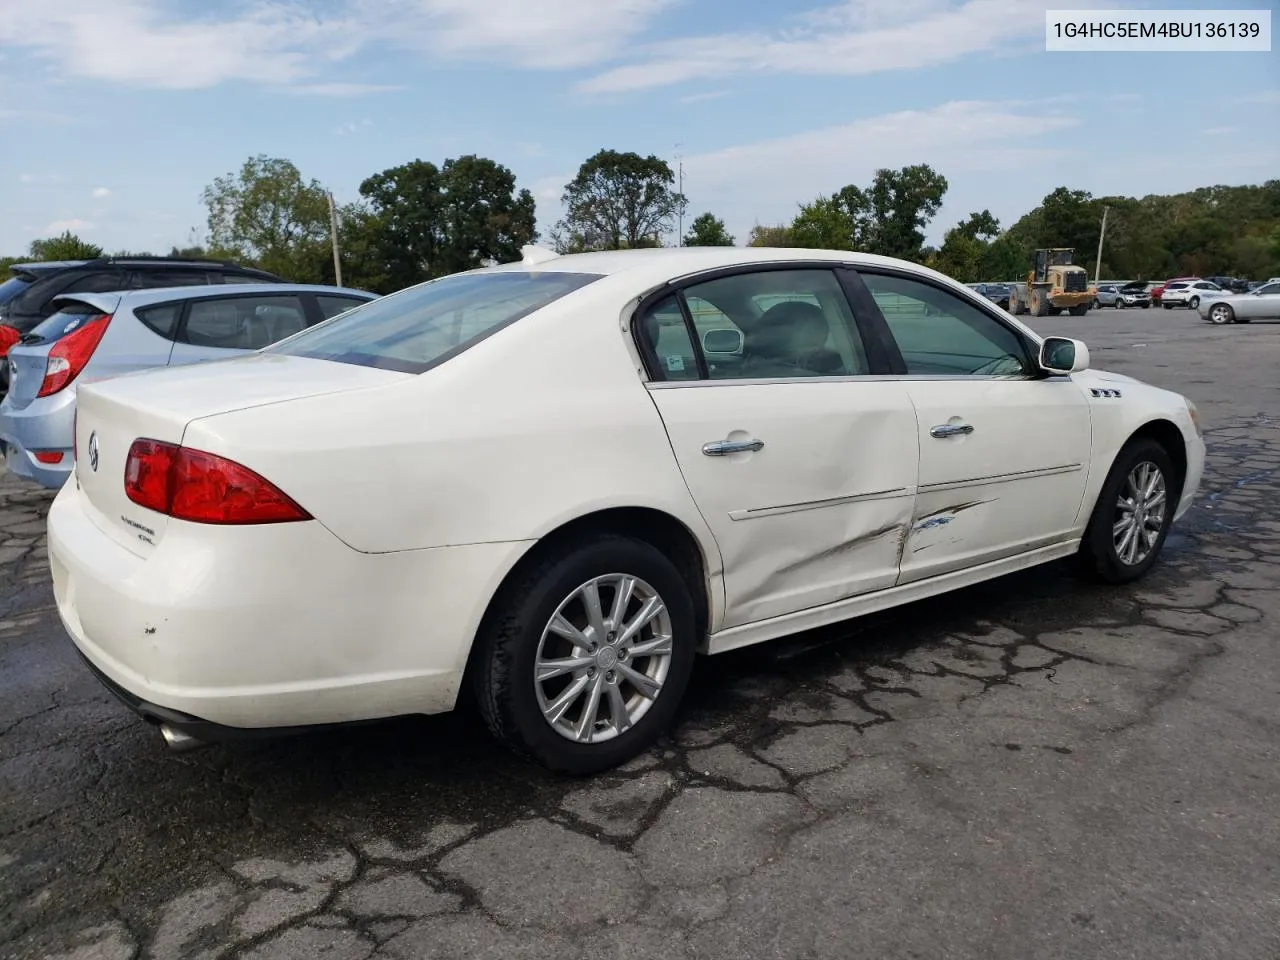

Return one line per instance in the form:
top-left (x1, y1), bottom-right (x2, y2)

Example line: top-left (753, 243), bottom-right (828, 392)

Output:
top-left (37, 314), bottom-right (111, 397)
top-left (124, 439), bottom-right (310, 525)
top-left (0, 324), bottom-right (18, 357)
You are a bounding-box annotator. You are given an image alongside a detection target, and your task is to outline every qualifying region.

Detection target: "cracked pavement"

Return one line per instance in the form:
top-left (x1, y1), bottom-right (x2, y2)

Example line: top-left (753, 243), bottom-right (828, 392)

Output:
top-left (2, 310), bottom-right (1278, 960)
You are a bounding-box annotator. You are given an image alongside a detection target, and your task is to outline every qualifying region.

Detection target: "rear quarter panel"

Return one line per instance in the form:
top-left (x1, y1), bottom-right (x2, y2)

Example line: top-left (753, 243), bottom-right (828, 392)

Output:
top-left (181, 279), bottom-right (722, 568)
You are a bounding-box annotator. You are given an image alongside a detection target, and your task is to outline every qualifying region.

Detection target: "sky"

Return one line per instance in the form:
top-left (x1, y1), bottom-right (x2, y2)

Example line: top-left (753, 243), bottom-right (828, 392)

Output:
top-left (0, 0), bottom-right (1277, 258)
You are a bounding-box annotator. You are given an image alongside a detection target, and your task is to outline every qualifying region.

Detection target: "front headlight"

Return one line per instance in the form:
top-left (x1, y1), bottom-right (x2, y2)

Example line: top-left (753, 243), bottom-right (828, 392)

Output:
top-left (1186, 399), bottom-right (1203, 438)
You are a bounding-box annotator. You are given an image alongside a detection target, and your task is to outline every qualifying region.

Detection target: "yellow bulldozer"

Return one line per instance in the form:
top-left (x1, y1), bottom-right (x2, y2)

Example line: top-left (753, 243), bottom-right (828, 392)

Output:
top-left (1007, 248), bottom-right (1096, 317)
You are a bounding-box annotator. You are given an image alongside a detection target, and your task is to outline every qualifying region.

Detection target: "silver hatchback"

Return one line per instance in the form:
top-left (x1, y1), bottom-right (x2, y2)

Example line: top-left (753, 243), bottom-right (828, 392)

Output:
top-left (0, 283), bottom-right (375, 487)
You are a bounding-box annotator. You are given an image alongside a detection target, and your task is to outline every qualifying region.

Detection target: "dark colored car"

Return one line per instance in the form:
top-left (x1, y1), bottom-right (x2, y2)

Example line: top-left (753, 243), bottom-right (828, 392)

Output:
top-left (970, 283), bottom-right (1011, 309)
top-left (0, 256), bottom-right (283, 397)
top-left (1207, 276), bottom-right (1250, 294)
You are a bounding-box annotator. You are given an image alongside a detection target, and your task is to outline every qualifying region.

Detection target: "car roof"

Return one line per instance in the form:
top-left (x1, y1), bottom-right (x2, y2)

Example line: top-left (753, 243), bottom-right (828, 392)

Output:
top-left (483, 246), bottom-right (973, 293)
top-left (52, 283), bottom-right (376, 310)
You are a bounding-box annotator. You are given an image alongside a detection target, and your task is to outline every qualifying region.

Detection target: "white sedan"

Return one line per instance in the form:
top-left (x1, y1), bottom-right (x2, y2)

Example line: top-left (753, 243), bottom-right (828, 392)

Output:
top-left (1199, 280), bottom-right (1280, 324)
top-left (49, 246), bottom-right (1205, 773)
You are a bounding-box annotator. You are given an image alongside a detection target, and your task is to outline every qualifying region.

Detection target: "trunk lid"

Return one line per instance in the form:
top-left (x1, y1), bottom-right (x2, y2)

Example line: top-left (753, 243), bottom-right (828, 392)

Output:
top-left (72, 353), bottom-right (409, 556)
top-left (5, 296), bottom-right (121, 409)
top-left (4, 342), bottom-right (54, 409)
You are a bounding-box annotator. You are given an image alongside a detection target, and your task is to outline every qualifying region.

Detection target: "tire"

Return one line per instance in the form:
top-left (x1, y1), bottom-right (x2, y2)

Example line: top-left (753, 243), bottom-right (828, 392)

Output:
top-left (1163, 303), bottom-right (1173, 310)
top-left (1030, 291), bottom-right (1048, 317)
top-left (1008, 293), bottom-right (1024, 315)
top-left (1189, 296), bottom-right (1200, 310)
top-left (1116, 299), bottom-right (1126, 310)
top-left (1069, 305), bottom-right (1089, 316)
top-left (472, 534), bottom-right (697, 774)
top-left (1140, 302), bottom-right (1149, 309)
top-left (1207, 303), bottom-right (1234, 325)
top-left (1078, 438), bottom-right (1179, 584)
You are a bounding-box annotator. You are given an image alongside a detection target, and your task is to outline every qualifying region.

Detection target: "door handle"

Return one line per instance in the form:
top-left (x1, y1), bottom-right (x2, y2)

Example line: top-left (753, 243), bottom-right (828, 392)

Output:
top-left (930, 423), bottom-right (974, 439)
top-left (702, 438), bottom-right (765, 456)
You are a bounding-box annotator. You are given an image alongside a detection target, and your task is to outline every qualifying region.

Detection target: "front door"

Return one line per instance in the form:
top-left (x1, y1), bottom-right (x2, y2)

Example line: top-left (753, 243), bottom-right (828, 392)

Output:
top-left (855, 270), bottom-right (1093, 583)
top-left (637, 267), bottom-right (920, 629)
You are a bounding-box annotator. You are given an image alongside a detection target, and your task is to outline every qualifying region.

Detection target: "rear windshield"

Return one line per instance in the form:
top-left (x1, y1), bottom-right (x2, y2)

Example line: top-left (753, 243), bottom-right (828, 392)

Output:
top-left (22, 301), bottom-right (106, 345)
top-left (0, 276), bottom-right (32, 306)
top-left (269, 270), bottom-right (603, 373)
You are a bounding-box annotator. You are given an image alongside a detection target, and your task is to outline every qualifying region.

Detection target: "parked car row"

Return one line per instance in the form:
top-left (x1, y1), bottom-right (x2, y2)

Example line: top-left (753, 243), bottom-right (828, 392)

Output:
top-left (0, 257), bottom-right (375, 488)
top-left (0, 256), bottom-right (286, 398)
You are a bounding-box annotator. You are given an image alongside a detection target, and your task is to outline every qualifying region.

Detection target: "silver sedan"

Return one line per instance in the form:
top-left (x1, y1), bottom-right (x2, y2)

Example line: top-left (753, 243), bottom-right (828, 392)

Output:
top-left (1198, 281), bottom-right (1280, 325)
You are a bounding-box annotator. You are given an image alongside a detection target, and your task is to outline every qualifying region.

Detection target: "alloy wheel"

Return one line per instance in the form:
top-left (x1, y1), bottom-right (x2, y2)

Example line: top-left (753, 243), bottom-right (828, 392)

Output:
top-left (1112, 461), bottom-right (1167, 567)
top-left (533, 574), bottom-right (673, 743)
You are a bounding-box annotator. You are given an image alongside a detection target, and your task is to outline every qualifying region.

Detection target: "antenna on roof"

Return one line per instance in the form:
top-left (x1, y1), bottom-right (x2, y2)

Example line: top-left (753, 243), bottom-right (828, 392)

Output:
top-left (520, 245), bottom-right (559, 266)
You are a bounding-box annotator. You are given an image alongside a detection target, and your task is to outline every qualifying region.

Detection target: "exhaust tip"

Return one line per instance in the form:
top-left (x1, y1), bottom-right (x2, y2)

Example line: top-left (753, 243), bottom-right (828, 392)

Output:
top-left (159, 724), bottom-right (205, 752)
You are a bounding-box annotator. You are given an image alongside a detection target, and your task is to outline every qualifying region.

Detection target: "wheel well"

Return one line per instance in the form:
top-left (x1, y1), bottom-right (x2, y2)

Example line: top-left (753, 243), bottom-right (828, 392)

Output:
top-left (1128, 419), bottom-right (1188, 496)
top-left (460, 508), bottom-right (715, 697)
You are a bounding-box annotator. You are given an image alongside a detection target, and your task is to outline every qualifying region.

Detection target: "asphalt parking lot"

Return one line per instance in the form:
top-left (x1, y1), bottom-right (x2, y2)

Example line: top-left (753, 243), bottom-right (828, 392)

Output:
top-left (2, 306), bottom-right (1278, 960)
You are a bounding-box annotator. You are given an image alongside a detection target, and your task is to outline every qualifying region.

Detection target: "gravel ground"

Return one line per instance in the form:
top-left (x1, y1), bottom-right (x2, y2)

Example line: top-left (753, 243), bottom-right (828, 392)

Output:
top-left (1, 305), bottom-right (1278, 960)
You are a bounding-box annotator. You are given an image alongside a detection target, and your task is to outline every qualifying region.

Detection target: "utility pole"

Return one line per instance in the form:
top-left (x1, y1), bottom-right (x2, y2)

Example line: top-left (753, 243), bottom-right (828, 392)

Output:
top-left (675, 143), bottom-right (684, 246)
top-left (327, 191), bottom-right (343, 287)
top-left (1094, 205), bottom-right (1109, 286)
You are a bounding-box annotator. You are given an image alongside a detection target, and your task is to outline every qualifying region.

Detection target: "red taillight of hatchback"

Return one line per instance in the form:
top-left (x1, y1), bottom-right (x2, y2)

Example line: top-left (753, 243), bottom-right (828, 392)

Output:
top-left (37, 314), bottom-right (111, 397)
top-left (124, 439), bottom-right (311, 525)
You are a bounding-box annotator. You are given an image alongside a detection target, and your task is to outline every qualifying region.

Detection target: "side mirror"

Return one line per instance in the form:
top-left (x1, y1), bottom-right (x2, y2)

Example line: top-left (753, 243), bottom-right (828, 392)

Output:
top-left (1040, 336), bottom-right (1090, 374)
top-left (702, 328), bottom-right (744, 355)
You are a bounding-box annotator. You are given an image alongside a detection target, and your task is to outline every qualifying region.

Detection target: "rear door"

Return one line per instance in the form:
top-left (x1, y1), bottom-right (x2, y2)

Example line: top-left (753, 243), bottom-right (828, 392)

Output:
top-left (853, 269), bottom-right (1092, 583)
top-left (639, 266), bottom-right (919, 629)
top-left (168, 293), bottom-right (311, 366)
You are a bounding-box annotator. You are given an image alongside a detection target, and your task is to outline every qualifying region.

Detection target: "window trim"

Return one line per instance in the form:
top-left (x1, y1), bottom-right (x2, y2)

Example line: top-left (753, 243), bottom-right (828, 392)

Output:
top-left (630, 260), bottom-right (893, 384)
top-left (848, 266), bottom-right (1042, 380)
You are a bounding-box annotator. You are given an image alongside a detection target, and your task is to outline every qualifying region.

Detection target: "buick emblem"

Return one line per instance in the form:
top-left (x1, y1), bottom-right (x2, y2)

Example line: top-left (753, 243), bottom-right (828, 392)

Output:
top-left (87, 431), bottom-right (99, 472)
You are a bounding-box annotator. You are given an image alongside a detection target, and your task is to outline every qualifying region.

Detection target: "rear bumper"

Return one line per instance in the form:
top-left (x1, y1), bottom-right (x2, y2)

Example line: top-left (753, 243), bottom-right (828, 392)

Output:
top-left (0, 390), bottom-right (75, 488)
top-left (48, 480), bottom-right (533, 730)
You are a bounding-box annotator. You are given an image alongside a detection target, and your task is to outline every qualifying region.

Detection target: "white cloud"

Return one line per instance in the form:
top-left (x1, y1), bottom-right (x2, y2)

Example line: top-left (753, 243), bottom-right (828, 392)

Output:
top-left (45, 218), bottom-right (94, 233)
top-left (679, 90), bottom-right (729, 104)
top-left (286, 82), bottom-right (405, 97)
top-left (0, 0), bottom-right (675, 90)
top-left (91, 187), bottom-right (111, 198)
top-left (335, 118), bottom-right (375, 136)
top-left (577, 0), bottom-right (1110, 94)
top-left (355, 0), bottom-right (677, 69)
top-left (1234, 89), bottom-right (1280, 106)
top-left (671, 99), bottom-right (1081, 245)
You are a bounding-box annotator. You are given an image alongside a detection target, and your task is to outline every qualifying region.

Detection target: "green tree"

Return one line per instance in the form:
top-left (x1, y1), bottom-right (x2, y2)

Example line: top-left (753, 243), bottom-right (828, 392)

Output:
top-left (358, 156), bottom-right (538, 289)
top-left (747, 224), bottom-right (794, 247)
top-left (28, 231), bottom-right (104, 260)
top-left (434, 155), bottom-right (538, 275)
top-left (864, 164), bottom-right (949, 261)
top-left (555, 150), bottom-right (686, 252)
top-left (932, 231), bottom-right (986, 282)
top-left (953, 209), bottom-right (1000, 241)
top-left (932, 210), bottom-right (1003, 281)
top-left (789, 185), bottom-right (871, 250)
top-left (202, 155), bottom-right (331, 281)
top-left (791, 195), bottom-right (858, 250)
top-left (683, 212), bottom-right (734, 246)
top-left (359, 159), bottom-right (443, 289)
